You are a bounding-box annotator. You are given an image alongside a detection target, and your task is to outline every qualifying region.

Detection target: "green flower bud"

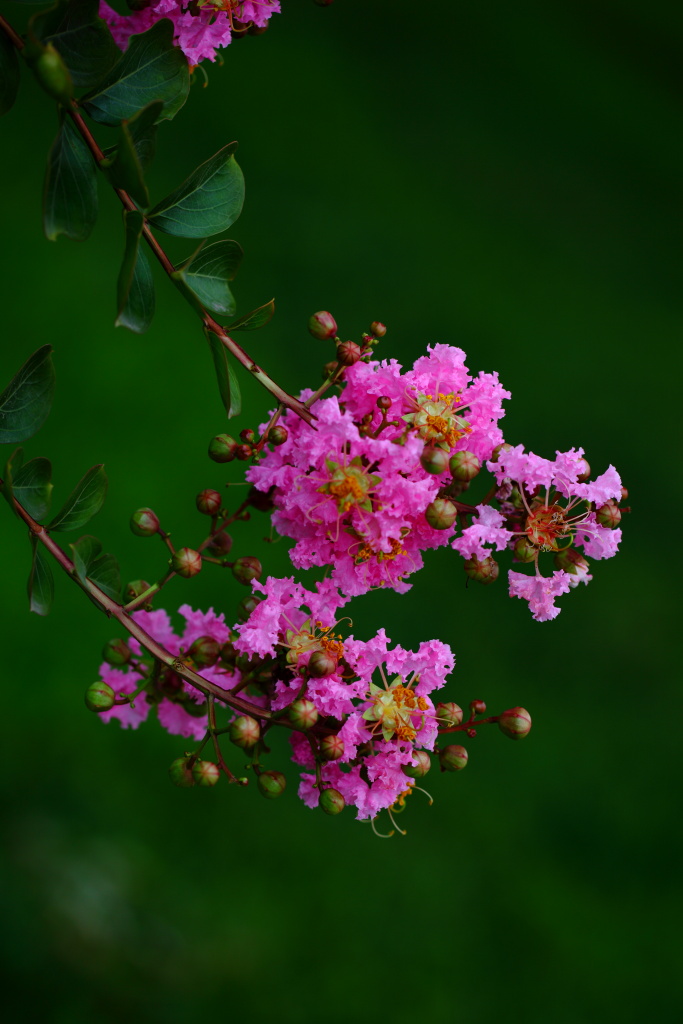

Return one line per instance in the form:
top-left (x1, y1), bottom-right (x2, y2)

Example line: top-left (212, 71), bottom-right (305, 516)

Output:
top-left (257, 770), bottom-right (287, 799)
top-left (288, 698), bottom-right (319, 731)
top-left (370, 321), bottom-right (386, 337)
top-left (130, 507), bottom-right (160, 536)
top-left (554, 547), bottom-right (590, 576)
top-left (124, 579), bottom-right (151, 603)
top-left (269, 425), bottom-right (288, 446)
top-left (102, 638), bottom-right (132, 666)
top-left (235, 444), bottom-right (253, 461)
top-left (420, 447), bottom-right (450, 475)
top-left (308, 311), bottom-right (338, 340)
top-left (595, 502), bottom-right (621, 529)
top-left (308, 650), bottom-right (338, 677)
top-left (229, 715), bottom-right (260, 749)
top-left (171, 548), bottom-right (203, 578)
top-left (576, 457), bottom-right (591, 482)
top-left (192, 760), bottom-right (220, 786)
top-left (187, 635), bottom-right (221, 668)
top-left (168, 756), bottom-right (195, 787)
top-left (236, 594), bottom-right (262, 622)
top-left (489, 443), bottom-right (513, 463)
top-left (26, 43), bottom-right (73, 104)
top-left (470, 699), bottom-right (487, 715)
top-left (435, 701), bottom-right (463, 727)
top-left (439, 744), bottom-right (469, 771)
top-left (208, 433), bottom-right (238, 463)
top-left (425, 498), bottom-right (458, 530)
top-left (196, 489), bottom-right (222, 516)
top-left (513, 535), bottom-right (537, 563)
top-left (84, 681), bottom-right (115, 712)
top-left (336, 341), bottom-right (362, 366)
top-left (319, 788), bottom-right (345, 815)
top-left (402, 750), bottom-right (432, 779)
top-left (320, 734), bottom-right (345, 761)
top-left (464, 556), bottom-right (499, 584)
top-left (232, 556), bottom-right (262, 586)
top-left (449, 450), bottom-right (482, 482)
top-left (207, 530), bottom-right (233, 556)
top-left (498, 707), bottom-right (532, 740)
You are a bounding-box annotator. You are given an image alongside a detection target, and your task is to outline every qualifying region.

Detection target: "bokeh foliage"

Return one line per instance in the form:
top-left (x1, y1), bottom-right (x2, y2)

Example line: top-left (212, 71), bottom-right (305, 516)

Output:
top-left (0, 2), bottom-right (681, 1021)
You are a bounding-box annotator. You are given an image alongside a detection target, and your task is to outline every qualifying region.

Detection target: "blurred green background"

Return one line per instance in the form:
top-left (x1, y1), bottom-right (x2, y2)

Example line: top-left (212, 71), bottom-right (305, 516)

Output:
top-left (1, 1), bottom-right (680, 1021)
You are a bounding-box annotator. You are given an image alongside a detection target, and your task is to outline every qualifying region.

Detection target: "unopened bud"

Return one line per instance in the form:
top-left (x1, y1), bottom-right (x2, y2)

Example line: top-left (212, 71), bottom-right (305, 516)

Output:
top-left (229, 715), bottom-right (261, 749)
top-left (236, 594), bottom-right (262, 622)
top-left (26, 43), bottom-right (73, 104)
top-left (187, 635), bottom-right (221, 668)
top-left (513, 535), bottom-right (537, 563)
top-left (130, 507), bottom-right (160, 536)
top-left (258, 770), bottom-right (287, 799)
top-left (620, 486), bottom-right (629, 501)
top-left (124, 579), bottom-right (151, 603)
top-left (239, 428), bottom-right (255, 444)
top-left (232, 556), bottom-right (262, 585)
top-left (403, 750), bottom-right (432, 778)
top-left (470, 699), bottom-right (486, 715)
top-left (308, 650), bottom-right (338, 677)
top-left (369, 321), bottom-right (386, 338)
top-left (576, 457), bottom-right (591, 482)
top-left (376, 396), bottom-right (392, 411)
top-left (449, 450), bottom-right (481, 482)
top-left (207, 530), bottom-right (233, 556)
top-left (489, 442), bottom-right (512, 463)
top-left (320, 734), bottom-right (345, 761)
top-left (439, 744), bottom-right (469, 771)
top-left (102, 638), bottom-right (132, 666)
top-left (498, 707), bottom-right (532, 740)
top-left (208, 433), bottom-right (238, 463)
top-left (248, 486), bottom-right (275, 512)
top-left (168, 756), bottom-right (195, 787)
top-left (196, 489), bottom-right (222, 516)
top-left (288, 698), bottom-right (319, 731)
top-left (319, 788), bottom-right (345, 815)
top-left (219, 640), bottom-right (237, 666)
top-left (595, 501), bottom-right (621, 528)
top-left (322, 360), bottom-right (339, 380)
top-left (435, 701), bottom-right (463, 727)
top-left (554, 547), bottom-right (590, 577)
top-left (235, 444), bottom-right (253, 461)
top-left (464, 555), bottom-right (499, 584)
top-left (336, 341), bottom-right (362, 366)
top-left (420, 447), bottom-right (449, 475)
top-left (192, 760), bottom-right (220, 786)
top-left (269, 425), bottom-right (288, 446)
top-left (172, 548), bottom-right (202, 578)
top-left (84, 681), bottom-right (115, 712)
top-left (425, 498), bottom-right (457, 530)
top-left (308, 311), bottom-right (338, 340)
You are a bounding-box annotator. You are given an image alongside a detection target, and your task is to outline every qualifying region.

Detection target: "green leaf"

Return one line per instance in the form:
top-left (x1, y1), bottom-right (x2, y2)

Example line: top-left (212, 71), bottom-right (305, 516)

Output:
top-left (30, 0), bottom-right (120, 90)
top-left (0, 24), bottom-right (20, 116)
top-left (28, 537), bottom-right (54, 616)
top-left (70, 534), bottom-right (121, 601)
top-left (103, 102), bottom-right (161, 206)
top-left (44, 113), bottom-right (98, 241)
top-left (174, 240), bottom-right (242, 316)
top-left (147, 143), bottom-right (245, 238)
top-left (206, 330), bottom-right (242, 419)
top-left (48, 464), bottom-right (107, 532)
top-left (226, 298), bottom-right (275, 332)
top-left (80, 19), bottom-right (189, 127)
top-left (0, 345), bottom-right (55, 444)
top-left (13, 457), bottom-right (53, 520)
top-left (115, 210), bottom-right (155, 333)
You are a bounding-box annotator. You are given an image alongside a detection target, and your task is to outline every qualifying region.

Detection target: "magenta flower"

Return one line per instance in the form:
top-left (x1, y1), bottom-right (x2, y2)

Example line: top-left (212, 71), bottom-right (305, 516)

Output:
top-left (508, 570), bottom-right (573, 622)
top-left (99, 1), bottom-right (281, 65)
top-left (452, 505), bottom-right (513, 561)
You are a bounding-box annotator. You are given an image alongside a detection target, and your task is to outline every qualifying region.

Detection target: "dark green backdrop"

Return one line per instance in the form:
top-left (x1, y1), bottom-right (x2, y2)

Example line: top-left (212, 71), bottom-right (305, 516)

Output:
top-left (1, 2), bottom-right (680, 1021)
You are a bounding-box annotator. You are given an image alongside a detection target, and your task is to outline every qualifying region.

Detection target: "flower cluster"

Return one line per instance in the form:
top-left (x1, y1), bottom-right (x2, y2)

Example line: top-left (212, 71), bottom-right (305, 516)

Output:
top-left (247, 344), bottom-right (510, 596)
top-left (100, 0), bottom-right (281, 65)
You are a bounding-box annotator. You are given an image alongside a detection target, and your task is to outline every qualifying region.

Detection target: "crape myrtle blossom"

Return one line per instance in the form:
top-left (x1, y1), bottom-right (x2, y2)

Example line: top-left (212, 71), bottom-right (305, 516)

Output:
top-left (247, 345), bottom-right (510, 596)
top-left (487, 445), bottom-right (623, 620)
top-left (99, 605), bottom-right (236, 738)
top-left (99, 1), bottom-right (280, 65)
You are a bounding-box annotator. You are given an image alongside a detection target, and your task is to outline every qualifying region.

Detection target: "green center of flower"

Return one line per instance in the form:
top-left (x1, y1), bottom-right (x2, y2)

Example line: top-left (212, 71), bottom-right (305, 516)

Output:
top-left (404, 392), bottom-right (471, 450)
top-left (318, 457), bottom-right (380, 514)
top-left (363, 677), bottom-right (429, 742)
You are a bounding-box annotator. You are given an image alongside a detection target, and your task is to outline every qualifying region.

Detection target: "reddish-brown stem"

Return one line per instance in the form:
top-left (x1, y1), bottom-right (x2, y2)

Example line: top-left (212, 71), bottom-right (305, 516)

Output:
top-left (0, 14), bottom-right (314, 426)
top-left (438, 714), bottom-right (500, 734)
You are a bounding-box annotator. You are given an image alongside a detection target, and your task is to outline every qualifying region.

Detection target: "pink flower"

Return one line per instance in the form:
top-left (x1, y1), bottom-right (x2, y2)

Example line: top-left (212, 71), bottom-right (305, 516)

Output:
top-left (508, 569), bottom-right (573, 622)
top-left (99, 1), bottom-right (281, 65)
top-left (452, 505), bottom-right (513, 561)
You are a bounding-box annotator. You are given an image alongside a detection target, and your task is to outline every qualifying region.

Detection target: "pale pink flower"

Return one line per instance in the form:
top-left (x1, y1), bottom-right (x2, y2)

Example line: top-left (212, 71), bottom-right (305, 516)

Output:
top-left (452, 505), bottom-right (513, 561)
top-left (508, 569), bottom-right (573, 622)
